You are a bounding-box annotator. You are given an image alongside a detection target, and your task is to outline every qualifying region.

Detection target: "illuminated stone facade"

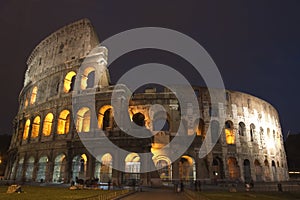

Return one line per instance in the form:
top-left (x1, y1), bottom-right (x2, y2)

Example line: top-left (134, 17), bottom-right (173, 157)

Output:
top-left (5, 19), bottom-right (289, 185)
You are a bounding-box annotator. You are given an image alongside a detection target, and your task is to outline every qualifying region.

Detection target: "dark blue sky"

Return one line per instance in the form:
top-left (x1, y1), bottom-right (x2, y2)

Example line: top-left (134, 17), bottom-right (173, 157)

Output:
top-left (0, 0), bottom-right (299, 137)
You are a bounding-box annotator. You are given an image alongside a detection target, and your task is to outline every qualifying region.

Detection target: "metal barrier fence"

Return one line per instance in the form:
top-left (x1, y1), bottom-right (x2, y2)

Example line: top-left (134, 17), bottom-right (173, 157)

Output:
top-left (76, 190), bottom-right (130, 200)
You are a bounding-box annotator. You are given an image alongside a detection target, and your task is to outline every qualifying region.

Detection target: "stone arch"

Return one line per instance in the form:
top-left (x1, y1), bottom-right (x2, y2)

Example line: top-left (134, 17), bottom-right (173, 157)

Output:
top-left (98, 105), bottom-right (114, 131)
top-left (30, 86), bottom-right (38, 104)
top-left (42, 113), bottom-right (54, 136)
top-left (250, 123), bottom-right (255, 142)
top-left (179, 155), bottom-right (196, 181)
top-left (243, 159), bottom-right (252, 182)
top-left (124, 153), bottom-right (141, 182)
top-left (63, 71), bottom-right (76, 93)
top-left (31, 116), bottom-right (40, 138)
top-left (94, 153), bottom-right (113, 183)
top-left (153, 156), bottom-right (172, 180)
top-left (53, 154), bottom-right (67, 183)
top-left (227, 157), bottom-right (240, 180)
top-left (238, 122), bottom-right (246, 136)
top-left (225, 120), bottom-right (235, 144)
top-left (23, 119), bottom-right (30, 140)
top-left (254, 159), bottom-right (263, 181)
top-left (16, 157), bottom-right (24, 181)
top-left (36, 156), bottom-right (48, 182)
top-left (25, 156), bottom-right (35, 181)
top-left (264, 159), bottom-right (271, 181)
top-left (72, 154), bottom-right (88, 181)
top-left (76, 107), bottom-right (90, 132)
top-left (81, 67), bottom-right (95, 89)
top-left (271, 160), bottom-right (277, 181)
top-left (57, 110), bottom-right (70, 134)
top-left (212, 157), bottom-right (224, 179)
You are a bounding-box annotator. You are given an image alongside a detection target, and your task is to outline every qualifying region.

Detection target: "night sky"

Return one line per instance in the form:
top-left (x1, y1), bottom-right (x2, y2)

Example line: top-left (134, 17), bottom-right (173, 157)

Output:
top-left (0, 1), bottom-right (299, 138)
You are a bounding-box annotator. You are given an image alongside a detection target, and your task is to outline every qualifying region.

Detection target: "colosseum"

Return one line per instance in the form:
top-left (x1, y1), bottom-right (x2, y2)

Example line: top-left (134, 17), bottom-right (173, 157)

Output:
top-left (5, 19), bottom-right (289, 186)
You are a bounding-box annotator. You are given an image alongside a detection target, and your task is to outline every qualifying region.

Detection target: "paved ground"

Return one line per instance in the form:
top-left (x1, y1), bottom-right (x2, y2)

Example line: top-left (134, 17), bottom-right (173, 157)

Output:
top-left (121, 188), bottom-right (189, 200)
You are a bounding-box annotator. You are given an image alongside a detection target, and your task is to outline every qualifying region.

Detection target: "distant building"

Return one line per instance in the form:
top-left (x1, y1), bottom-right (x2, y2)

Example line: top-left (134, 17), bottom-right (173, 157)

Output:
top-left (5, 19), bottom-right (289, 185)
top-left (285, 133), bottom-right (300, 179)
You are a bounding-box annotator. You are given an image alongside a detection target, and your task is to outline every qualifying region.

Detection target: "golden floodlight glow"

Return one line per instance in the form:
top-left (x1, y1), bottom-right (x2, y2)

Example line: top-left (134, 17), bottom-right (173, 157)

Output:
top-left (63, 71), bottom-right (76, 93)
top-left (31, 116), bottom-right (40, 138)
top-left (43, 113), bottom-right (54, 136)
top-left (57, 110), bottom-right (70, 134)
top-left (23, 119), bottom-right (30, 140)
top-left (76, 107), bottom-right (90, 132)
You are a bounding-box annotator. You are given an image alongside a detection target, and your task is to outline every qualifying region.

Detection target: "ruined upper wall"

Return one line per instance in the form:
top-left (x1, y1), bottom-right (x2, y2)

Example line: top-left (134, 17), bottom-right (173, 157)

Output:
top-left (24, 18), bottom-right (99, 86)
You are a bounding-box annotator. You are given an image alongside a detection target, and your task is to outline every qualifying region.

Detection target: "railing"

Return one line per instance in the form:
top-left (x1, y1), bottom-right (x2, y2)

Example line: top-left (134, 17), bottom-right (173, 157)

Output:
top-left (76, 190), bottom-right (130, 200)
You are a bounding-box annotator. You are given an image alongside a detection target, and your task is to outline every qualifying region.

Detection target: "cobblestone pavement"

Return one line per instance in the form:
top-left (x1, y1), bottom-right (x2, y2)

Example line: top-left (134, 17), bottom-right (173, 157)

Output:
top-left (121, 188), bottom-right (189, 200)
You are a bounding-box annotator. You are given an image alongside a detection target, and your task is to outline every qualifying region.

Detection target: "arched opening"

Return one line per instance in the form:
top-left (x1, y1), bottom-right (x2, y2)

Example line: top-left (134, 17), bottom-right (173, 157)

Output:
top-left (31, 116), bottom-right (40, 138)
top-left (76, 107), bottom-right (90, 132)
top-left (57, 110), bottom-right (70, 134)
top-left (23, 119), bottom-right (30, 140)
top-left (195, 119), bottom-right (205, 137)
top-left (243, 159), bottom-right (252, 182)
top-left (43, 113), bottom-right (54, 136)
top-left (154, 157), bottom-right (172, 181)
top-left (254, 159), bottom-right (263, 181)
top-left (53, 154), bottom-right (66, 183)
top-left (36, 156), bottom-right (48, 182)
top-left (16, 157), bottom-right (24, 181)
top-left (30, 86), bottom-right (38, 104)
top-left (227, 157), bottom-right (240, 180)
top-left (225, 121), bottom-right (235, 144)
top-left (179, 155), bottom-right (196, 181)
top-left (211, 120), bottom-right (220, 144)
top-left (72, 154), bottom-right (87, 181)
top-left (25, 156), bottom-right (35, 181)
top-left (98, 105), bottom-right (114, 131)
top-left (94, 153), bottom-right (113, 183)
top-left (81, 67), bottom-right (96, 89)
top-left (63, 71), bottom-right (76, 93)
top-left (212, 157), bottom-right (224, 179)
top-left (250, 124), bottom-right (255, 142)
top-left (125, 153), bottom-right (141, 181)
top-left (238, 122), bottom-right (246, 136)
top-left (264, 159), bottom-right (271, 181)
top-left (272, 160), bottom-right (277, 181)
top-left (132, 113), bottom-right (145, 127)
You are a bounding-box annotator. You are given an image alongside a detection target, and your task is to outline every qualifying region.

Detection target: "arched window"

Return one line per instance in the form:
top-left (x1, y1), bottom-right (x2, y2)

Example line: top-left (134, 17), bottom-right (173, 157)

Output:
top-left (250, 124), bottom-right (255, 142)
top-left (81, 67), bottom-right (95, 90)
top-left (132, 113), bottom-right (145, 127)
top-left (31, 116), bottom-right (40, 138)
top-left (36, 156), bottom-right (48, 182)
top-left (72, 154), bottom-right (88, 180)
top-left (98, 105), bottom-right (114, 131)
top-left (76, 107), bottom-right (90, 132)
top-left (225, 121), bottom-right (235, 144)
top-left (63, 71), bottom-right (76, 93)
top-left (95, 153), bottom-right (113, 182)
top-left (25, 156), bottom-right (35, 181)
top-left (155, 158), bottom-right (171, 180)
top-left (23, 119), bottom-right (30, 140)
top-left (57, 110), bottom-right (70, 134)
top-left (238, 122), bottom-right (246, 136)
top-left (125, 153), bottom-right (141, 173)
top-left (43, 113), bottom-right (54, 136)
top-left (53, 154), bottom-right (66, 183)
top-left (30, 86), bottom-right (38, 104)
top-left (179, 155), bottom-right (196, 181)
